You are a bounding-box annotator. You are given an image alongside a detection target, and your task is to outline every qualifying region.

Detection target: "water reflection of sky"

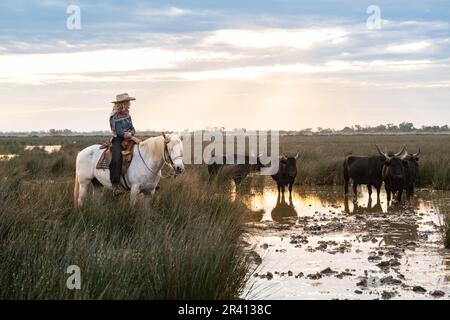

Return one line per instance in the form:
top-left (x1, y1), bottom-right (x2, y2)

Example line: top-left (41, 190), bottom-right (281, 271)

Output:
top-left (24, 145), bottom-right (62, 153)
top-left (237, 179), bottom-right (449, 223)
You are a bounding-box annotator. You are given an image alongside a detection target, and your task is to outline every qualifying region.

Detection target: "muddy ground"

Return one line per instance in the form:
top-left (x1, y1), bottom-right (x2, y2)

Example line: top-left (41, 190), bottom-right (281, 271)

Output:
top-left (240, 180), bottom-right (450, 300)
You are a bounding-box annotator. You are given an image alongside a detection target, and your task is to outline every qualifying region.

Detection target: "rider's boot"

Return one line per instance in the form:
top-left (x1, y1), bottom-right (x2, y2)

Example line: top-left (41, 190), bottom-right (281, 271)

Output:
top-left (112, 183), bottom-right (125, 196)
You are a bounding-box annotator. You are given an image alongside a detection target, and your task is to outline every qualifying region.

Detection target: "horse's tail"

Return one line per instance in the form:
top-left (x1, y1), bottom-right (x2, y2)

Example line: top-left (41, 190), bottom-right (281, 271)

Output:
top-left (74, 173), bottom-right (80, 207)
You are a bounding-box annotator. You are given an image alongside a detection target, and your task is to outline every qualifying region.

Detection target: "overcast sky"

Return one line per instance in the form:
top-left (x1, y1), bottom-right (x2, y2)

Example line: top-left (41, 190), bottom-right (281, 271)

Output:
top-left (1, 0), bottom-right (449, 131)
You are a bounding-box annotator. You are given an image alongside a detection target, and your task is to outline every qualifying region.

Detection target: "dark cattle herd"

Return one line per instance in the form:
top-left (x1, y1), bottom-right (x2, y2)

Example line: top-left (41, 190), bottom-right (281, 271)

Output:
top-left (207, 145), bottom-right (420, 204)
top-left (344, 144), bottom-right (420, 203)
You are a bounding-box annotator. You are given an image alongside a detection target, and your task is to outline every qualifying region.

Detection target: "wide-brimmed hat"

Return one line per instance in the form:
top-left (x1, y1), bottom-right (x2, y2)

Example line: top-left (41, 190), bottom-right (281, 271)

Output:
top-left (111, 93), bottom-right (136, 103)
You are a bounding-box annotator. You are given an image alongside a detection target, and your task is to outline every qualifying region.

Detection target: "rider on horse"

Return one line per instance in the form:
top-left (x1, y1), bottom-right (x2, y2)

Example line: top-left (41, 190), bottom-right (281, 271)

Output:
top-left (110, 93), bottom-right (136, 195)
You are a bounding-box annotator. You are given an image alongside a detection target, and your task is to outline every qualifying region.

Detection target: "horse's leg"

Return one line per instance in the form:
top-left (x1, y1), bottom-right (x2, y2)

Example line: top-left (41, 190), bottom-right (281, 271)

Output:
top-left (77, 179), bottom-right (90, 207)
top-left (92, 179), bottom-right (104, 203)
top-left (144, 189), bottom-right (156, 212)
top-left (130, 185), bottom-right (140, 207)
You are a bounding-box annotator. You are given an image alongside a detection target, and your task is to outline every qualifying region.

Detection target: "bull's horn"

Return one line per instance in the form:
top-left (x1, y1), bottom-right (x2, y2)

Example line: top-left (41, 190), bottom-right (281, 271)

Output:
top-left (294, 151), bottom-right (300, 159)
top-left (375, 144), bottom-right (389, 159)
top-left (394, 144), bottom-right (407, 157)
top-left (412, 148), bottom-right (421, 157)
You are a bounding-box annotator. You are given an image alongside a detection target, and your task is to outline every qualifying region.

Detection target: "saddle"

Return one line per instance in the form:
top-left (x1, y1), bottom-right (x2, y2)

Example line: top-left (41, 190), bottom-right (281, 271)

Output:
top-left (96, 137), bottom-right (141, 175)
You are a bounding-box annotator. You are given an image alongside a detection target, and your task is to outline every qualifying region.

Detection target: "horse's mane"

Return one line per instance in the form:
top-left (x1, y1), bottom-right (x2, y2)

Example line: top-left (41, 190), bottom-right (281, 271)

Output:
top-left (141, 136), bottom-right (165, 159)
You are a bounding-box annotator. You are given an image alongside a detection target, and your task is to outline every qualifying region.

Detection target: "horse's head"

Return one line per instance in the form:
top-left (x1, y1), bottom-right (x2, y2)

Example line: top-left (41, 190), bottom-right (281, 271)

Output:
top-left (162, 132), bottom-right (185, 174)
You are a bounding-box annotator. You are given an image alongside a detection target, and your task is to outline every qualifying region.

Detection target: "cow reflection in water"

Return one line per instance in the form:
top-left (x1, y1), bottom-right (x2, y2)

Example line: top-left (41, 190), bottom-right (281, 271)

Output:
top-left (344, 196), bottom-right (419, 246)
top-left (271, 193), bottom-right (298, 223)
top-left (344, 197), bottom-right (383, 214)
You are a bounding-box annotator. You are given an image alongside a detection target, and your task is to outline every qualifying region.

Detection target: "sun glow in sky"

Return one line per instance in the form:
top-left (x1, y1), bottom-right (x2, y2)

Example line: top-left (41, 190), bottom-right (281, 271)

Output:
top-left (1, 0), bottom-right (450, 131)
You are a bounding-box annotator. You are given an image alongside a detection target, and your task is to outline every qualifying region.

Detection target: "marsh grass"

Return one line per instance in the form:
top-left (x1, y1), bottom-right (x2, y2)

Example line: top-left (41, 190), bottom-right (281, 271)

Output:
top-left (279, 135), bottom-right (450, 190)
top-left (2, 134), bottom-right (450, 189)
top-left (0, 172), bottom-right (251, 299)
top-left (1, 134), bottom-right (450, 298)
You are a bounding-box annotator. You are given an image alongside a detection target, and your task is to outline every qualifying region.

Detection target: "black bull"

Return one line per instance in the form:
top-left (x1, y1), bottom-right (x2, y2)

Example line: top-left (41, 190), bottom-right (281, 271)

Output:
top-left (271, 153), bottom-right (299, 197)
top-left (401, 148), bottom-right (420, 197)
top-left (377, 145), bottom-right (420, 202)
top-left (343, 155), bottom-right (385, 199)
top-left (344, 145), bottom-right (419, 202)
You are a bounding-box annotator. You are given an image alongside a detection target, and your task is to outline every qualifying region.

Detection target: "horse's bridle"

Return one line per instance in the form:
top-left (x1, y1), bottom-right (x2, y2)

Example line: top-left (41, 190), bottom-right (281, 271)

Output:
top-left (163, 138), bottom-right (182, 172)
top-left (137, 135), bottom-right (181, 178)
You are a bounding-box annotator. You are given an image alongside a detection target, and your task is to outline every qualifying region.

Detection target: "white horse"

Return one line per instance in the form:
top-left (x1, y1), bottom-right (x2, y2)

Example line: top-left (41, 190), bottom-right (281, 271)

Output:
top-left (74, 133), bottom-right (184, 208)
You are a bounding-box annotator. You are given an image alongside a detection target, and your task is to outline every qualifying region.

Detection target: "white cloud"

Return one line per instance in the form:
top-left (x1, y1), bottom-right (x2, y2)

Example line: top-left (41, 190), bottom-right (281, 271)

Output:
top-left (177, 59), bottom-right (439, 81)
top-left (177, 61), bottom-right (350, 81)
top-left (136, 7), bottom-right (191, 18)
top-left (386, 20), bottom-right (449, 29)
top-left (385, 41), bottom-right (432, 53)
top-left (202, 28), bottom-right (348, 49)
top-left (0, 48), bottom-right (239, 84)
top-left (0, 22), bottom-right (447, 88)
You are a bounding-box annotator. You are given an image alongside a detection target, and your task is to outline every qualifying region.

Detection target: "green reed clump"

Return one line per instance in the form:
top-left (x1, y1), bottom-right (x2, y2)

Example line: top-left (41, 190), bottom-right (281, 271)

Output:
top-left (430, 157), bottom-right (450, 190)
top-left (0, 172), bottom-right (250, 299)
top-left (0, 149), bottom-right (75, 180)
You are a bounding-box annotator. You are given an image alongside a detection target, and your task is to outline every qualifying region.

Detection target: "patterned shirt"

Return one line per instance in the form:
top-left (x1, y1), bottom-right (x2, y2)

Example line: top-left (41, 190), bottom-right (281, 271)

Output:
top-left (109, 109), bottom-right (136, 138)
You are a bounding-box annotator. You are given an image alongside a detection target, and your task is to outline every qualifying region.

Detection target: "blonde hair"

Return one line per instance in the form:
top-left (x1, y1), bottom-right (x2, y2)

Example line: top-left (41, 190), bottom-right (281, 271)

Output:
top-left (112, 101), bottom-right (131, 112)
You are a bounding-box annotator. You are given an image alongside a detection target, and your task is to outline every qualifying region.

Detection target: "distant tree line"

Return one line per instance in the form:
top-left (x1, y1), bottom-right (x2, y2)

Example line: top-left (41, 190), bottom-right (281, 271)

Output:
top-left (294, 122), bottom-right (450, 135)
top-left (0, 129), bottom-right (162, 137)
top-left (340, 122), bottom-right (449, 133)
top-left (0, 123), bottom-right (449, 136)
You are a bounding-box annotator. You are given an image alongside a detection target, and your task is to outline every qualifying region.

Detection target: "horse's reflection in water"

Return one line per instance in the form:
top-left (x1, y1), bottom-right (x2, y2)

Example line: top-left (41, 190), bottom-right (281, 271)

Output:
top-left (271, 193), bottom-right (298, 223)
top-left (344, 196), bottom-right (383, 214)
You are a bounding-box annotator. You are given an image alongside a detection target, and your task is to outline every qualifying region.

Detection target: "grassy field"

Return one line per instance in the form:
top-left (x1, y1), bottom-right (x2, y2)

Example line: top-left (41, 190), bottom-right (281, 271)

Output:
top-left (279, 134), bottom-right (450, 190)
top-left (0, 140), bottom-right (251, 299)
top-left (1, 134), bottom-right (449, 189)
top-left (0, 133), bottom-right (449, 299)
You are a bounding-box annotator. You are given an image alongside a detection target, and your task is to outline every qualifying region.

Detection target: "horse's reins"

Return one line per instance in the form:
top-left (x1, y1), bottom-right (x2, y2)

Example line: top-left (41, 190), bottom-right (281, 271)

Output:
top-left (137, 138), bottom-right (179, 179)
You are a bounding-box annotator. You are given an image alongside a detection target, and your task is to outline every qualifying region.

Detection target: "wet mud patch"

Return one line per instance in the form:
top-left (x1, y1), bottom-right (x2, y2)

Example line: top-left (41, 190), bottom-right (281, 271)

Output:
top-left (241, 181), bottom-right (450, 300)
